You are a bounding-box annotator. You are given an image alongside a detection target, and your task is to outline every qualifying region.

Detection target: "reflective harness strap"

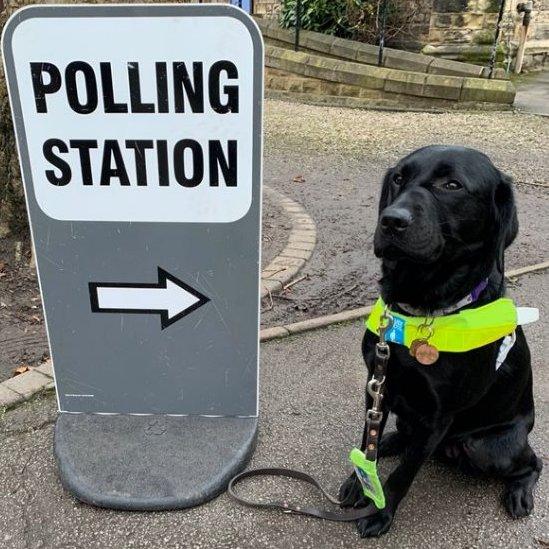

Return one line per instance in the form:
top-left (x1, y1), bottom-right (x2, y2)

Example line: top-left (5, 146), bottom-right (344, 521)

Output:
top-left (495, 332), bottom-right (517, 370)
top-left (365, 297), bottom-right (538, 354)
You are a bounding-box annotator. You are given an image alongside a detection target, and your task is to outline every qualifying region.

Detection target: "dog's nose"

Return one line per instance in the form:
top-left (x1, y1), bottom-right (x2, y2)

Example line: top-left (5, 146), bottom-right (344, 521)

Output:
top-left (380, 207), bottom-right (412, 233)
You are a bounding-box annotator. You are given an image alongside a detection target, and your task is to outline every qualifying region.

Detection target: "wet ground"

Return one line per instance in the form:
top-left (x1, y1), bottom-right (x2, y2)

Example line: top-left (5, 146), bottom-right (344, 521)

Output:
top-left (514, 70), bottom-right (549, 116)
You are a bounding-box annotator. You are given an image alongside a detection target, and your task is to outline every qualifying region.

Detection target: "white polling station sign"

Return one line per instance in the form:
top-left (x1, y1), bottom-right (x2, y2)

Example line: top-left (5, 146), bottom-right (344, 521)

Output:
top-left (9, 13), bottom-right (254, 222)
top-left (2, 4), bottom-right (263, 510)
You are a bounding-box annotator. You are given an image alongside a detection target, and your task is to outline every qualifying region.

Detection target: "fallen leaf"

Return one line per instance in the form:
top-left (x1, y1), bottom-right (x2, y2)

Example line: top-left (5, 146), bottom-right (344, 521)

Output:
top-left (12, 365), bottom-right (30, 377)
top-left (292, 175), bottom-right (306, 183)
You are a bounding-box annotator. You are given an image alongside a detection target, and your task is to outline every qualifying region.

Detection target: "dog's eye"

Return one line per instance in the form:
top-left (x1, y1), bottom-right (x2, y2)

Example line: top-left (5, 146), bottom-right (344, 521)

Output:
top-left (442, 180), bottom-right (463, 191)
top-left (393, 173), bottom-right (403, 186)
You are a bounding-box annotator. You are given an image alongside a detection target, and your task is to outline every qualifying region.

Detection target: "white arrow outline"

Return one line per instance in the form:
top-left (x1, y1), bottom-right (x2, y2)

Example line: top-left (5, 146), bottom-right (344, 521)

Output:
top-left (89, 267), bottom-right (209, 329)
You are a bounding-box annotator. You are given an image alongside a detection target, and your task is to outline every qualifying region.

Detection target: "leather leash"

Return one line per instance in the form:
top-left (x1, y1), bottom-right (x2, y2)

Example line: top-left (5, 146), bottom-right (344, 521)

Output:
top-left (227, 467), bottom-right (379, 522)
top-left (228, 308), bottom-right (393, 522)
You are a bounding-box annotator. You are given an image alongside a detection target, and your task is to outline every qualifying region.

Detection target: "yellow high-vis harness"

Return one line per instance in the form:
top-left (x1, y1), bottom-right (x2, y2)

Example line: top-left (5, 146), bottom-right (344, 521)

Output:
top-left (366, 297), bottom-right (538, 354)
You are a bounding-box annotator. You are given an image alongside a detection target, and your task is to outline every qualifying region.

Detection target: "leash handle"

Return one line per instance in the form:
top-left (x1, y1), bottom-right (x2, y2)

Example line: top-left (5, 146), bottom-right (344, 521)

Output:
top-left (228, 467), bottom-right (379, 522)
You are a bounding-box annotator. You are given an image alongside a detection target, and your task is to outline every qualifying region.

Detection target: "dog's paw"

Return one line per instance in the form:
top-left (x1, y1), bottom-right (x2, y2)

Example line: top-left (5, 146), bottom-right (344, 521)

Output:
top-left (356, 510), bottom-right (394, 538)
top-left (339, 472), bottom-right (368, 508)
top-left (503, 483), bottom-right (534, 518)
top-left (378, 431), bottom-right (406, 458)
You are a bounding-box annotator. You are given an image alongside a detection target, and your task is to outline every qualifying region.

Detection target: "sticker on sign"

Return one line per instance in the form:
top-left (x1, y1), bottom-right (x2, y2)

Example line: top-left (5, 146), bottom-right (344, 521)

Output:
top-left (7, 13), bottom-right (256, 222)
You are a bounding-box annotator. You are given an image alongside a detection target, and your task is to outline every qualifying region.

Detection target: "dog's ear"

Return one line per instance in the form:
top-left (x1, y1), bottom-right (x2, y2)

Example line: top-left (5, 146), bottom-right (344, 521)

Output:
top-left (493, 171), bottom-right (518, 274)
top-left (378, 169), bottom-right (393, 214)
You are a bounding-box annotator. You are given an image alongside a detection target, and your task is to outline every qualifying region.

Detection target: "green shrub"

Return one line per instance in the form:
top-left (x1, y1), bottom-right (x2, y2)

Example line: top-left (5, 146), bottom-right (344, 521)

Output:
top-left (279, 0), bottom-right (420, 47)
top-left (279, 0), bottom-right (353, 36)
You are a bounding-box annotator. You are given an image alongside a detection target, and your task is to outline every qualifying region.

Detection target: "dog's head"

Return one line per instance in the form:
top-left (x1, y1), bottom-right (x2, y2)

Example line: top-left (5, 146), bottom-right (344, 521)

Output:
top-left (374, 145), bottom-right (518, 305)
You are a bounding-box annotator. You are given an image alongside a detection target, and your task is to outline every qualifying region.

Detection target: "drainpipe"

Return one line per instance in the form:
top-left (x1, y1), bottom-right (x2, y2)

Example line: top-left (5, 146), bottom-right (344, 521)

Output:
top-left (377, 0), bottom-right (389, 66)
top-left (294, 0), bottom-right (302, 52)
top-left (487, 0), bottom-right (506, 78)
top-left (514, 1), bottom-right (533, 74)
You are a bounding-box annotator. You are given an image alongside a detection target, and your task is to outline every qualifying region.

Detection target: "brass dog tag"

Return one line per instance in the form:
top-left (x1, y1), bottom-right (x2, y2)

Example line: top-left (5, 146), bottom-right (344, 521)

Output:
top-left (414, 342), bottom-right (439, 365)
top-left (409, 339), bottom-right (426, 357)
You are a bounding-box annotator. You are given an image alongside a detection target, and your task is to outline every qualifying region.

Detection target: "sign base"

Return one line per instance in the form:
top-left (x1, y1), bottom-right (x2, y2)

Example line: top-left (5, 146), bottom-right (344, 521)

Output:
top-left (54, 413), bottom-right (257, 510)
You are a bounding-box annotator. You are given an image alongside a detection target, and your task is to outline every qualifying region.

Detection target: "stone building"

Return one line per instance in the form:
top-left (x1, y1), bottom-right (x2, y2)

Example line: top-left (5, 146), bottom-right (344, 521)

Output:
top-left (254, 0), bottom-right (548, 69)
top-left (416, 0), bottom-right (547, 68)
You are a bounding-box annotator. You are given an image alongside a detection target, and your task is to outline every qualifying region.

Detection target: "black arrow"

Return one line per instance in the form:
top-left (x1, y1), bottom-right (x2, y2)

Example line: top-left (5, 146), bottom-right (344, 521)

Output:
top-left (89, 267), bottom-right (209, 329)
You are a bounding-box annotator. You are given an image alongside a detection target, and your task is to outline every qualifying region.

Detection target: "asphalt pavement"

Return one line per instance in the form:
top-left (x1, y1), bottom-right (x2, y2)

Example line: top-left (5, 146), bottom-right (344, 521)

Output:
top-left (1, 271), bottom-right (547, 549)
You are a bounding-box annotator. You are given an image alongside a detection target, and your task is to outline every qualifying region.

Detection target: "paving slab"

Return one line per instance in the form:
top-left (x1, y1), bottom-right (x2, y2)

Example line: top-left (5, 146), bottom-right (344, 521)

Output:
top-left (0, 272), bottom-right (547, 548)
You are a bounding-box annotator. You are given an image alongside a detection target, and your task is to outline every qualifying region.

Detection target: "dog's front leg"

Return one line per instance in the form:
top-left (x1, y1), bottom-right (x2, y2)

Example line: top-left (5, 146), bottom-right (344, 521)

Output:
top-left (357, 418), bottom-right (452, 538)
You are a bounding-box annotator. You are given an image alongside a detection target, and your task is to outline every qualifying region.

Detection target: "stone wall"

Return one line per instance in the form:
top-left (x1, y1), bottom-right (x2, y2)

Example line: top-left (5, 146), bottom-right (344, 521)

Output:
top-left (257, 17), bottom-right (507, 77)
top-left (421, 0), bottom-right (548, 67)
top-left (516, 0), bottom-right (549, 66)
top-left (253, 0), bottom-right (281, 17)
top-left (265, 44), bottom-right (516, 109)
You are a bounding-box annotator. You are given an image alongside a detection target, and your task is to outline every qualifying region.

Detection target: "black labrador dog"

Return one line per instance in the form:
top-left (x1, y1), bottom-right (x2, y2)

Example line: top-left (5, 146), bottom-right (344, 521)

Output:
top-left (339, 145), bottom-right (542, 537)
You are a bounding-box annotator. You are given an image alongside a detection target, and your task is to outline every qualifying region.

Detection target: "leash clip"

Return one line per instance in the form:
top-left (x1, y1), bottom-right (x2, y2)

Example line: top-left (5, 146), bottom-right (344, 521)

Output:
top-left (378, 306), bottom-right (393, 346)
top-left (367, 376), bottom-right (385, 413)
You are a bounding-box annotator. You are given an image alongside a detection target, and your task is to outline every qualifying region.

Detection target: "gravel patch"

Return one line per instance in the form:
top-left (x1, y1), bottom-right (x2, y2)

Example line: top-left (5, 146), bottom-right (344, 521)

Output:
top-left (264, 100), bottom-right (548, 185)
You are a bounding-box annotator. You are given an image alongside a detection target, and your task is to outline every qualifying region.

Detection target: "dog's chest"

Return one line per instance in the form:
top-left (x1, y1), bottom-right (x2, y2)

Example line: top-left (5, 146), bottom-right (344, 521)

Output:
top-left (367, 341), bottom-right (498, 418)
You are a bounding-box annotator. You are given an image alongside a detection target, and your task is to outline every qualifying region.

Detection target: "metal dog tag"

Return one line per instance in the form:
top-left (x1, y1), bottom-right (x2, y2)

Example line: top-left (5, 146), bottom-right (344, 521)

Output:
top-left (414, 342), bottom-right (439, 365)
top-left (409, 339), bottom-right (427, 358)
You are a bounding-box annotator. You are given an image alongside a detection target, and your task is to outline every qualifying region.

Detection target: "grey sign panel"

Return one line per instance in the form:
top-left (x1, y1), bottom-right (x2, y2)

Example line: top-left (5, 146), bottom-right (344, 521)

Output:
top-left (2, 4), bottom-right (263, 509)
top-left (2, 4), bottom-right (263, 417)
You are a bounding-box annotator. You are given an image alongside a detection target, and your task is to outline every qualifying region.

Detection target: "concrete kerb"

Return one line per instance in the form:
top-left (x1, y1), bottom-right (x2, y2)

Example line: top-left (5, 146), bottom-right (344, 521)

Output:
top-left (260, 186), bottom-right (317, 299)
top-left (0, 360), bottom-right (54, 410)
top-left (1, 263), bottom-right (547, 410)
top-left (260, 305), bottom-right (374, 342)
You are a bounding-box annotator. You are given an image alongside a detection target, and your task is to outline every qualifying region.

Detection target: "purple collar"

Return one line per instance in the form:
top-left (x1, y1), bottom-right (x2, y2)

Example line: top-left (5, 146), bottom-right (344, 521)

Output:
top-left (397, 278), bottom-right (489, 317)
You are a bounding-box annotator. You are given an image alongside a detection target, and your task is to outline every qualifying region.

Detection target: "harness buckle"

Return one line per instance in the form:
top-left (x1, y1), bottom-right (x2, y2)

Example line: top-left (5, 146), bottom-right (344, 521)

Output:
top-left (375, 343), bottom-right (390, 359)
